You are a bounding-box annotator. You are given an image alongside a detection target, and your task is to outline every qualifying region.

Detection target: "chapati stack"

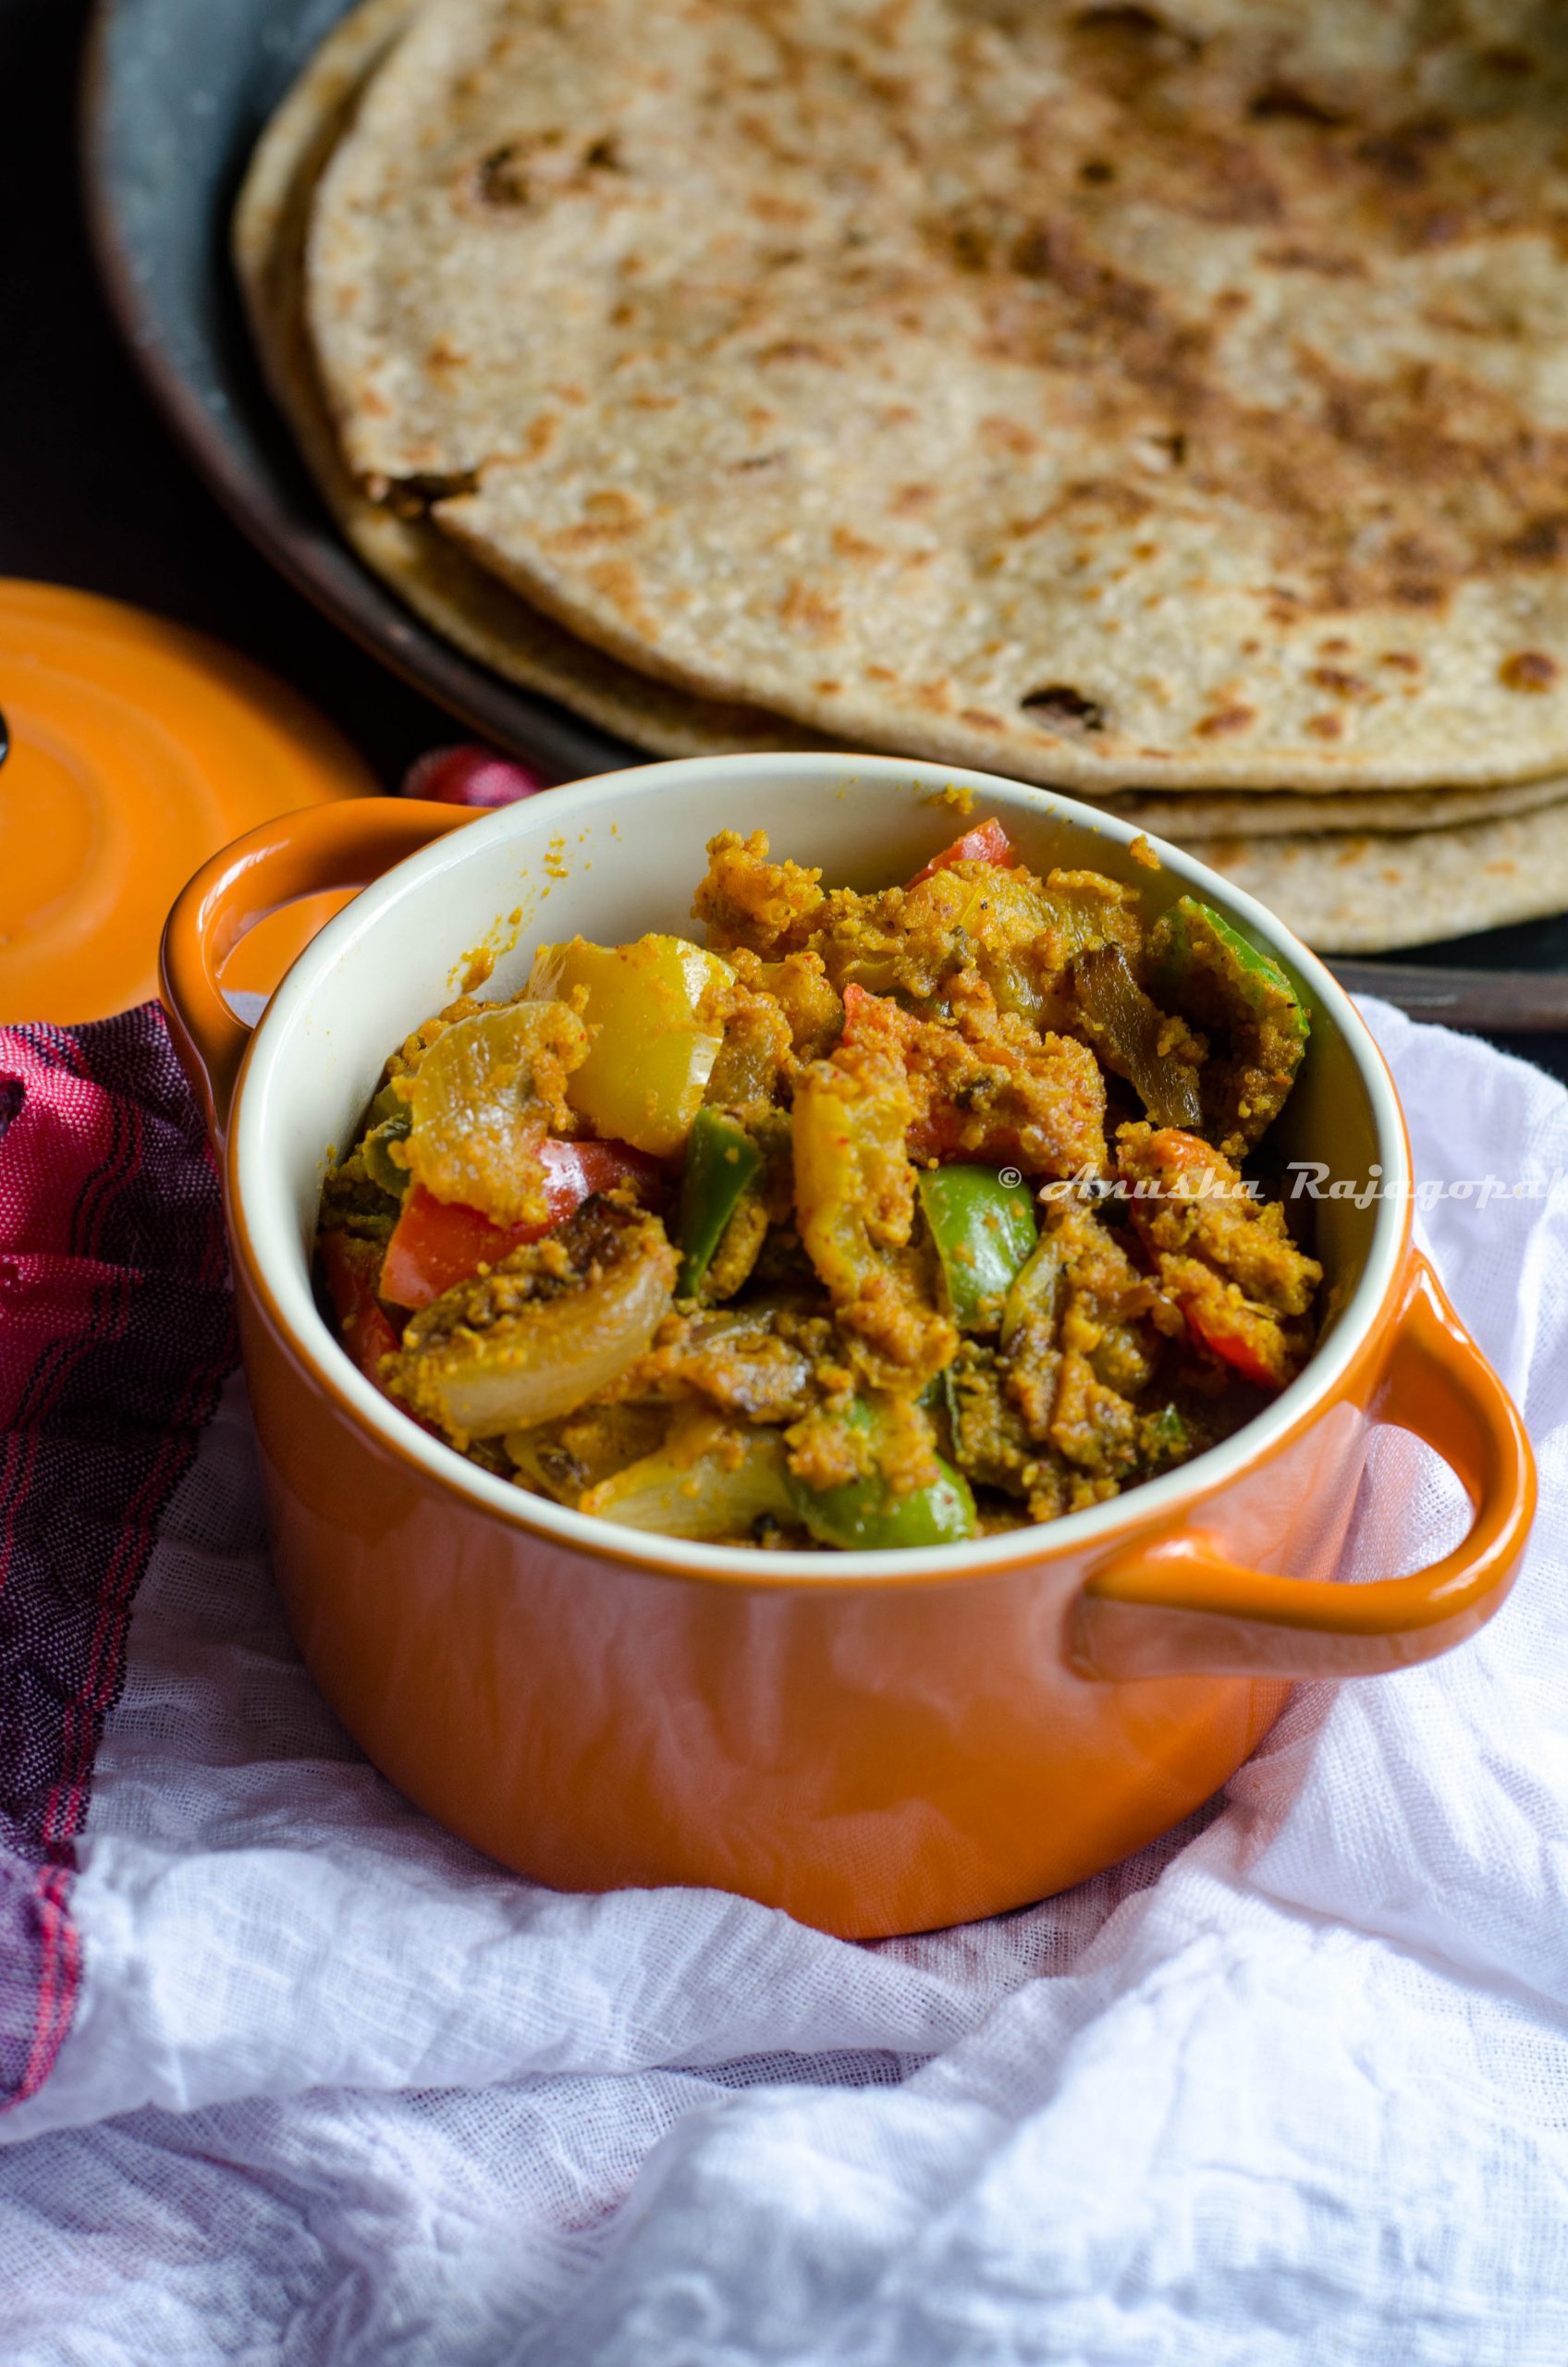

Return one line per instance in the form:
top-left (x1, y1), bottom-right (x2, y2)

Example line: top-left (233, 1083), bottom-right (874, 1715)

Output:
top-left (235, 0), bottom-right (1568, 950)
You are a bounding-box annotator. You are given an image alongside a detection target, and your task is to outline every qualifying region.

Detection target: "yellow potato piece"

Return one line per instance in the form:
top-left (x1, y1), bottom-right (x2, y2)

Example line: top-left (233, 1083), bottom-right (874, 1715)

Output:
top-left (529, 934), bottom-right (729, 1157)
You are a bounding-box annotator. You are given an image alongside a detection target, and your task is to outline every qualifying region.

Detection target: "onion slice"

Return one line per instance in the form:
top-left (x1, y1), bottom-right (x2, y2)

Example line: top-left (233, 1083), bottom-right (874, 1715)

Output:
top-left (387, 1204), bottom-right (677, 1445)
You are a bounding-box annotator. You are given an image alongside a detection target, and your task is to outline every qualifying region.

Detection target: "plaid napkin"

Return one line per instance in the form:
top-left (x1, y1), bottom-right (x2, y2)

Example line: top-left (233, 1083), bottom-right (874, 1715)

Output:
top-left (0, 1013), bottom-right (233, 2106)
top-left (0, 734), bottom-right (533, 2103)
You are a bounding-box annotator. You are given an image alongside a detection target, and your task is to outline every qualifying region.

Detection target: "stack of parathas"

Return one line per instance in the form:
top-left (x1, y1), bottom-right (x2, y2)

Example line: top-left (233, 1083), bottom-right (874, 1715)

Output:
top-left (236, 0), bottom-right (1568, 952)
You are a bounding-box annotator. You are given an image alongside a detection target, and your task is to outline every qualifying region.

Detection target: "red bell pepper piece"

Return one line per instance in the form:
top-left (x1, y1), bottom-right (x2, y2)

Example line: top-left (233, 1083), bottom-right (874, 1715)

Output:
top-left (381, 1189), bottom-right (520, 1312)
top-left (1120, 1131), bottom-right (1284, 1387)
top-left (1122, 1130), bottom-right (1227, 1248)
top-left (1136, 1127), bottom-right (1216, 1175)
top-left (839, 979), bottom-right (907, 1040)
top-left (318, 1231), bottom-right (404, 1382)
top-left (380, 1138), bottom-right (663, 1310)
top-left (906, 817), bottom-right (1015, 888)
top-left (839, 983), bottom-right (1025, 1165)
top-left (1179, 1296), bottom-right (1281, 1391)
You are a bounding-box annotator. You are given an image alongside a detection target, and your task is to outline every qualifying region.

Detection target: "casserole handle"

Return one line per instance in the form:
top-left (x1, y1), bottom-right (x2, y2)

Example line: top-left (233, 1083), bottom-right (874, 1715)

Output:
top-left (1070, 1253), bottom-right (1535, 1681)
top-left (160, 799), bottom-right (478, 1143)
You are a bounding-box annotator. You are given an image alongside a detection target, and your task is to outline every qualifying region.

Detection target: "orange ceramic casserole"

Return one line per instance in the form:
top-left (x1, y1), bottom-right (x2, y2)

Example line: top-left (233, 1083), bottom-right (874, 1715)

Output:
top-left (161, 756), bottom-right (1536, 1939)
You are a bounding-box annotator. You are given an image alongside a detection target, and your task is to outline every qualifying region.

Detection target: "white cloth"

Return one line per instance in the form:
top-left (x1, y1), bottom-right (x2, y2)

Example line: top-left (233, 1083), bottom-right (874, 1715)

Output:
top-left (4, 1000), bottom-right (1568, 2363)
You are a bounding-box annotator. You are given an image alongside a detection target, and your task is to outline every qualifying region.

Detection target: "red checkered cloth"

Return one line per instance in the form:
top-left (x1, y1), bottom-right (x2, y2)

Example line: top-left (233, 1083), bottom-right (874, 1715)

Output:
top-left (0, 750), bottom-right (537, 2114)
top-left (0, 1009), bottom-right (235, 2107)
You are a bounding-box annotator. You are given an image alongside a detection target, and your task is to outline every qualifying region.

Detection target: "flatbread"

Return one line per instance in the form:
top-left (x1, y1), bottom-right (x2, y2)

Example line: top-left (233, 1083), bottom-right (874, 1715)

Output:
top-left (1195, 799), bottom-right (1568, 952)
top-left (1108, 773), bottom-right (1568, 840)
top-left (232, 0), bottom-right (830, 763)
top-left (307, 0), bottom-right (1568, 794)
top-left (243, 0), bottom-right (1568, 952)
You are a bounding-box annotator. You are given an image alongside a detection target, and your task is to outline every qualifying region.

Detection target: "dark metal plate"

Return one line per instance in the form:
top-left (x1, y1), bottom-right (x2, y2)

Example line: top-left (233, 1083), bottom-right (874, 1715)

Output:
top-left (75, 0), bottom-right (1568, 1065)
top-left (80, 0), bottom-right (637, 781)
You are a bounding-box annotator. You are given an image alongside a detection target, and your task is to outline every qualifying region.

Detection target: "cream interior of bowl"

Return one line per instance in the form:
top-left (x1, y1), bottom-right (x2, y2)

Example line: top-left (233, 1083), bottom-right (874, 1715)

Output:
top-left (234, 754), bottom-right (1408, 1580)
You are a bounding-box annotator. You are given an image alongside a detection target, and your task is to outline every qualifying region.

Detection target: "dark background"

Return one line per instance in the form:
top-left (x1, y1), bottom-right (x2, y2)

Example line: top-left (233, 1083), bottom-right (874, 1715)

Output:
top-left (6, 0), bottom-right (1568, 1079)
top-left (3, 0), bottom-right (446, 785)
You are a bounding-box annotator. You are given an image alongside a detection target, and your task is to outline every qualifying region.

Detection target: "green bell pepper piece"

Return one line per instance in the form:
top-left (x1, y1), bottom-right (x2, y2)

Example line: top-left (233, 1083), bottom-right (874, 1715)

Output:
top-left (361, 1115), bottom-right (411, 1198)
top-left (788, 1400), bottom-right (978, 1551)
top-left (1151, 899), bottom-right (1308, 1049)
top-left (357, 1084), bottom-right (412, 1199)
top-left (917, 1164), bottom-right (1038, 1331)
top-left (676, 1108), bottom-right (763, 1297)
top-left (1147, 897), bottom-right (1309, 1154)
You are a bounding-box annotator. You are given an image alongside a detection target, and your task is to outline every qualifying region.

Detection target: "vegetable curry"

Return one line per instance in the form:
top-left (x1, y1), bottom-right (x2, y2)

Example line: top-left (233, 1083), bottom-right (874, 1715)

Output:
top-left (314, 819), bottom-right (1321, 1550)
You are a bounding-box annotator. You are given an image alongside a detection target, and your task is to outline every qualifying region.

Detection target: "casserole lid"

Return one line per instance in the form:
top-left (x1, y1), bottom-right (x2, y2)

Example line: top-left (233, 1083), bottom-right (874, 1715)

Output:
top-left (0, 581), bottom-right (374, 1023)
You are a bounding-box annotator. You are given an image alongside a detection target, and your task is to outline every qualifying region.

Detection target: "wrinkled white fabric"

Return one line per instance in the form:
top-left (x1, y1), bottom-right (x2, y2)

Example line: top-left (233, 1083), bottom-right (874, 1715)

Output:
top-left (4, 1000), bottom-right (1568, 2363)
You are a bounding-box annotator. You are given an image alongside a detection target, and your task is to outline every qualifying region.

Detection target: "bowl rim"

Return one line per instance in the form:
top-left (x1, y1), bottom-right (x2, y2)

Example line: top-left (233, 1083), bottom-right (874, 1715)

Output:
top-left (230, 751), bottom-right (1413, 1588)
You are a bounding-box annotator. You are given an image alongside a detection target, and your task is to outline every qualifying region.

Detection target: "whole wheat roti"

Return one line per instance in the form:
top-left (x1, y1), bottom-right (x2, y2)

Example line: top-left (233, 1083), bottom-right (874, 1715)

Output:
top-left (243, 9), bottom-right (1563, 865)
top-left (233, 0), bottom-right (828, 764)
top-left (1197, 797), bottom-right (1568, 952)
top-left (308, 0), bottom-right (1568, 795)
top-left (1112, 773), bottom-right (1568, 840)
top-left (235, 35), bottom-right (1568, 869)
